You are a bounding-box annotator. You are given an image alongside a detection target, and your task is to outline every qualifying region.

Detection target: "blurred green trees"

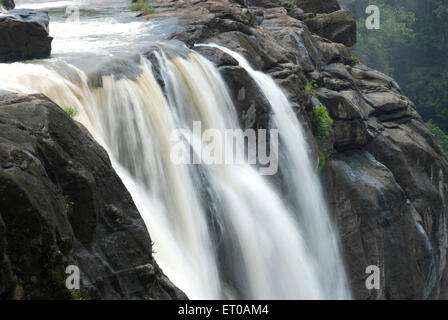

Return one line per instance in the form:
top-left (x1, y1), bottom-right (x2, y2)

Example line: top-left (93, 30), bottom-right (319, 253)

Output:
top-left (353, 0), bottom-right (448, 134)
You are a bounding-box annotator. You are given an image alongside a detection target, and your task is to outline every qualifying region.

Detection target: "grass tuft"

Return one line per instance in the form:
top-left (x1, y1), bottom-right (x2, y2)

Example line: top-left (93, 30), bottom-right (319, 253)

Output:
top-left (130, 0), bottom-right (156, 15)
top-left (63, 107), bottom-right (78, 118)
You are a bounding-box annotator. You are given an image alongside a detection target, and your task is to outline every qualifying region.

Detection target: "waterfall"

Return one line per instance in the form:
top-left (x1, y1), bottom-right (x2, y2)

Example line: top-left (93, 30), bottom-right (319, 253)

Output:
top-left (0, 47), bottom-right (350, 298)
top-left (200, 44), bottom-right (350, 298)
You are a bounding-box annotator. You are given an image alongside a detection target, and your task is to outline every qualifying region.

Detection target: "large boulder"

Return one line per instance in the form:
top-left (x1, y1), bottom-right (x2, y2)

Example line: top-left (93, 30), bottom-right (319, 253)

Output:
top-left (0, 93), bottom-right (187, 300)
top-left (0, 9), bottom-right (52, 62)
top-left (304, 10), bottom-right (357, 47)
top-left (295, 0), bottom-right (340, 13)
top-left (2, 0), bottom-right (15, 10)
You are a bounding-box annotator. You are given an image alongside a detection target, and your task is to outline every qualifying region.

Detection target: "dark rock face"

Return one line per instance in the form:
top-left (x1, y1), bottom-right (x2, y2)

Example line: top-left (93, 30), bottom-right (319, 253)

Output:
top-left (304, 10), bottom-right (357, 47)
top-left (0, 94), bottom-right (186, 300)
top-left (323, 150), bottom-right (436, 299)
top-left (0, 9), bottom-right (53, 62)
top-left (296, 0), bottom-right (340, 13)
top-left (2, 0), bottom-right (15, 10)
top-left (152, 0), bottom-right (448, 299)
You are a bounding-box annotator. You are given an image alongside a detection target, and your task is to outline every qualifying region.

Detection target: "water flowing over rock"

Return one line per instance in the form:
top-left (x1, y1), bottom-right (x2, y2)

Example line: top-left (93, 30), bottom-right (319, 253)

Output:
top-left (153, 0), bottom-right (448, 299)
top-left (0, 93), bottom-right (186, 299)
top-left (0, 9), bottom-right (52, 62)
top-left (0, 46), bottom-right (351, 298)
top-left (1, 0), bottom-right (448, 300)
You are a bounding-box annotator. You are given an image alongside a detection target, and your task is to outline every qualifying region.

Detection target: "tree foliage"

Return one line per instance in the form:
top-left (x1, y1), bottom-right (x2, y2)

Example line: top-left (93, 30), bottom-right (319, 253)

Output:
top-left (427, 120), bottom-right (448, 151)
top-left (353, 0), bottom-right (448, 133)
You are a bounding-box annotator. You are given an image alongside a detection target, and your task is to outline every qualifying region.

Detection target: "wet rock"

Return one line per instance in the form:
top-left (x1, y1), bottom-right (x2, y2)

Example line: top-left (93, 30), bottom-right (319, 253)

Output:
top-left (2, 0), bottom-right (15, 10)
top-left (219, 65), bottom-right (272, 130)
top-left (0, 93), bottom-right (187, 300)
top-left (194, 45), bottom-right (239, 67)
top-left (0, 9), bottom-right (53, 62)
top-left (323, 150), bottom-right (435, 299)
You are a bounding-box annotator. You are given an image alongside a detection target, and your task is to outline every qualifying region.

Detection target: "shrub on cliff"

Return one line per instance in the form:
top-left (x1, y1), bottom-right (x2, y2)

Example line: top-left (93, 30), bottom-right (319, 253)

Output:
top-left (130, 0), bottom-right (155, 15)
top-left (63, 106), bottom-right (78, 118)
top-left (310, 104), bottom-right (333, 143)
top-left (427, 120), bottom-right (448, 151)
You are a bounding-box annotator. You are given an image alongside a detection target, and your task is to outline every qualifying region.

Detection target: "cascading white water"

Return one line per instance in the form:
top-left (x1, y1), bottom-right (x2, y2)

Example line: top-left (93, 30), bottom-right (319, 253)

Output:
top-left (0, 57), bottom-right (223, 299)
top-left (200, 44), bottom-right (351, 298)
top-left (153, 49), bottom-right (328, 299)
top-left (1, 0), bottom-right (350, 299)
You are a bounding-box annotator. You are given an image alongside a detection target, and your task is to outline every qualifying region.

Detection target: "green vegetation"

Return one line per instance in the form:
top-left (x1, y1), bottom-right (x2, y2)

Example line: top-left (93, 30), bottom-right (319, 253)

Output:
top-left (180, 30), bottom-right (192, 39)
top-left (353, 0), bottom-right (448, 135)
top-left (15, 226), bottom-right (72, 299)
top-left (63, 107), bottom-right (78, 118)
top-left (310, 104), bottom-right (333, 143)
top-left (317, 148), bottom-right (326, 171)
top-left (70, 289), bottom-right (91, 300)
top-left (288, 0), bottom-right (298, 7)
top-left (354, 0), bottom-right (416, 75)
top-left (427, 120), bottom-right (448, 151)
top-left (350, 54), bottom-right (360, 67)
top-left (130, 0), bottom-right (156, 15)
top-left (309, 104), bottom-right (333, 170)
top-left (305, 79), bottom-right (319, 96)
top-left (151, 241), bottom-right (156, 254)
top-left (63, 194), bottom-right (75, 210)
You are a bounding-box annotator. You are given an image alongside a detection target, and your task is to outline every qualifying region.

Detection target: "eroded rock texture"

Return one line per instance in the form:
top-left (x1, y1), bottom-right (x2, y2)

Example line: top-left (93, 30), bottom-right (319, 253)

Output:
top-left (0, 93), bottom-right (186, 300)
top-left (147, 0), bottom-right (448, 299)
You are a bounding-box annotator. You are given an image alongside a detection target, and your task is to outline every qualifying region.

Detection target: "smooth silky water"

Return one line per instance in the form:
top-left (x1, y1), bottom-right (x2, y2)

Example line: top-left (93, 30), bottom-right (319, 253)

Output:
top-left (0, 0), bottom-right (350, 299)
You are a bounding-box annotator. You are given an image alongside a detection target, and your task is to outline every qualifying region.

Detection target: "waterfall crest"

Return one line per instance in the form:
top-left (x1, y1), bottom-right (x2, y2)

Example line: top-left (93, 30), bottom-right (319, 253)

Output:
top-left (0, 44), bottom-right (349, 299)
